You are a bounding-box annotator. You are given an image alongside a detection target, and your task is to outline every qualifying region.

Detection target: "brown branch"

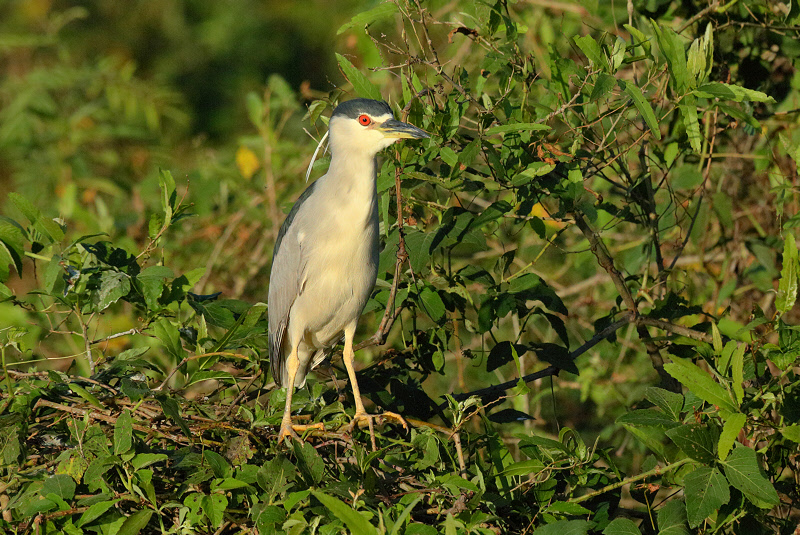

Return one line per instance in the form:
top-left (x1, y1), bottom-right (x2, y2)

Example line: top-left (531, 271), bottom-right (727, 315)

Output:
top-left (638, 317), bottom-right (714, 344)
top-left (572, 212), bottom-right (637, 312)
top-left (222, 368), bottom-right (263, 419)
top-left (677, 1), bottom-right (720, 33)
top-left (34, 399), bottom-right (153, 434)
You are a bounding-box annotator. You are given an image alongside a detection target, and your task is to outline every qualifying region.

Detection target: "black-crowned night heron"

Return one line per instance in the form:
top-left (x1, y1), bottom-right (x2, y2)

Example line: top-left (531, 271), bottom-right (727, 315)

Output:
top-left (268, 98), bottom-right (428, 442)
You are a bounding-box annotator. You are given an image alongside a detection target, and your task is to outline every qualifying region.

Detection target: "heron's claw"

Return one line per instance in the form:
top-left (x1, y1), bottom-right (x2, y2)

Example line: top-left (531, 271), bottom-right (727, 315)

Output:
top-left (376, 411), bottom-right (409, 431)
top-left (277, 421), bottom-right (324, 443)
top-left (347, 411), bottom-right (409, 431)
top-left (346, 411), bottom-right (409, 449)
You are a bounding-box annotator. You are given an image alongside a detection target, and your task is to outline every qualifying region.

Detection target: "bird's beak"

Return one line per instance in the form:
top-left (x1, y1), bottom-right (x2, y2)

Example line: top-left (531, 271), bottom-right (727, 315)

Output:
top-left (378, 118), bottom-right (430, 140)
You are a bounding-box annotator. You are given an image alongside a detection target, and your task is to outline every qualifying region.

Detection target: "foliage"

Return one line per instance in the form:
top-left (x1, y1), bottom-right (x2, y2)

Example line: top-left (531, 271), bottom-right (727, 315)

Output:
top-left (1, 0), bottom-right (800, 533)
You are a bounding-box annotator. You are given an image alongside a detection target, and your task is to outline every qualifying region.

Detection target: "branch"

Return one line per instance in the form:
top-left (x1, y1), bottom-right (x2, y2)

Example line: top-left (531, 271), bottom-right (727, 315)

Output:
top-left (570, 457), bottom-right (692, 503)
top-left (572, 212), bottom-right (637, 312)
top-left (443, 314), bottom-right (635, 407)
top-left (638, 317), bottom-right (714, 344)
top-left (355, 157), bottom-right (408, 352)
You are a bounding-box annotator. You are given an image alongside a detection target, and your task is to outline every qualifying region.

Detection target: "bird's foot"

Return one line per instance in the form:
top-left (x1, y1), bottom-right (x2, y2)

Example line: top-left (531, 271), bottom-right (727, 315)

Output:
top-left (277, 420), bottom-right (324, 443)
top-left (376, 411), bottom-right (409, 431)
top-left (347, 411), bottom-right (409, 450)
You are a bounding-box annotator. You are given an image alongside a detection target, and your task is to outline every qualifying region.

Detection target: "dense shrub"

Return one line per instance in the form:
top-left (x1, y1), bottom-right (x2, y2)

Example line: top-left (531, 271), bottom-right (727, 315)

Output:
top-left (1, 1), bottom-right (799, 533)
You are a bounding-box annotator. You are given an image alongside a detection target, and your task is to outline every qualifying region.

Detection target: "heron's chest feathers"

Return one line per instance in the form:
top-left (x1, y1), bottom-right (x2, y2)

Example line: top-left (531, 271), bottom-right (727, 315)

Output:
top-left (297, 156), bottom-right (379, 257)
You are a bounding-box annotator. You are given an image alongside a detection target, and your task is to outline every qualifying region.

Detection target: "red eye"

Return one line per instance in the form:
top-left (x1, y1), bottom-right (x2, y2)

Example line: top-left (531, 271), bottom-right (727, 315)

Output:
top-left (358, 114), bottom-right (372, 126)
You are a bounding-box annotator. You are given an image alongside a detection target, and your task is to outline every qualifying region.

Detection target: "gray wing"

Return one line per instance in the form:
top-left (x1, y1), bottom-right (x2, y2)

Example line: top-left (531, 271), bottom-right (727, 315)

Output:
top-left (268, 181), bottom-right (318, 386)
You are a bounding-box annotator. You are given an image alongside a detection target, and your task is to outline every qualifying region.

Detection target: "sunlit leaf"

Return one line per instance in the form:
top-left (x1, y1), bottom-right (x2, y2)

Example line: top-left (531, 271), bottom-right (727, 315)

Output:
top-left (335, 53), bottom-right (382, 101)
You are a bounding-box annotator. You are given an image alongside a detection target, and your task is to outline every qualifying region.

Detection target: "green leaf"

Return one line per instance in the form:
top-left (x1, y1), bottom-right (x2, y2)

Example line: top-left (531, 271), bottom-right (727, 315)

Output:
top-left (42, 474), bottom-right (76, 500)
top-left (722, 445), bottom-right (780, 508)
top-left (684, 466), bottom-right (730, 528)
top-left (512, 162), bottom-right (556, 186)
top-left (406, 524), bottom-right (437, 535)
top-left (495, 459), bottom-right (545, 478)
top-left (657, 499), bottom-right (689, 535)
top-left (473, 200), bottom-right (513, 228)
top-left (645, 387), bottom-right (684, 421)
top-left (694, 83), bottom-right (776, 103)
top-left (203, 494), bottom-right (227, 528)
top-left (718, 412), bottom-right (745, 461)
top-left (0, 218), bottom-right (25, 281)
top-left (651, 22), bottom-right (689, 92)
top-left (529, 519), bottom-right (592, 535)
top-left (95, 270), bottom-right (131, 311)
top-left (131, 453), bottom-right (168, 470)
top-left (776, 233), bottom-right (798, 316)
top-left (213, 477), bottom-right (252, 491)
top-left (664, 356), bottom-right (737, 413)
top-left (68, 382), bottom-right (104, 409)
top-left (245, 91), bottom-right (263, 127)
top-left (437, 473), bottom-right (480, 493)
top-left (76, 499), bottom-right (120, 527)
top-left (546, 501), bottom-right (591, 516)
top-left (711, 322), bottom-right (723, 354)
top-left (117, 509), bottom-right (153, 535)
top-left (203, 450), bottom-right (231, 478)
top-left (618, 80), bottom-right (661, 140)
top-left (136, 266), bottom-right (174, 310)
top-left (83, 455), bottom-right (118, 487)
top-left (665, 424), bottom-right (716, 463)
top-left (337, 2), bottom-right (399, 34)
top-left (294, 440), bottom-right (324, 485)
top-left (389, 495), bottom-right (423, 535)
top-left (418, 286), bottom-right (446, 322)
top-left (156, 395), bottom-right (191, 437)
top-left (253, 503), bottom-right (286, 531)
top-left (9, 192), bottom-right (64, 243)
top-left (730, 343), bottom-right (745, 404)
top-left (680, 97), bottom-right (702, 153)
top-left (574, 35), bottom-right (608, 71)
top-left (114, 409), bottom-right (133, 454)
top-left (623, 424), bottom-right (667, 459)
top-left (487, 341), bottom-right (527, 372)
top-left (158, 169), bottom-right (176, 220)
top-left (603, 517), bottom-right (641, 535)
top-left (335, 53), bottom-right (382, 101)
top-left (153, 319), bottom-right (186, 362)
top-left (311, 490), bottom-right (379, 535)
top-left (617, 409), bottom-right (680, 429)
top-left (781, 424), bottom-right (800, 443)
top-left (591, 73), bottom-right (616, 101)
top-left (486, 122), bottom-right (551, 135)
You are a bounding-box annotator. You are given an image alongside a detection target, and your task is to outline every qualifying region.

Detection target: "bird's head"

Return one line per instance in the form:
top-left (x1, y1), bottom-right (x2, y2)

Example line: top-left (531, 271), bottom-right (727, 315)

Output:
top-left (328, 98), bottom-right (429, 156)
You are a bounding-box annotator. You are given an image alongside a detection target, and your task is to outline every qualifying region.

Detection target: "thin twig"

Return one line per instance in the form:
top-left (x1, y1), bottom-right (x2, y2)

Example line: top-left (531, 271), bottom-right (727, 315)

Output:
top-left (677, 1), bottom-right (720, 33)
top-left (570, 457), bottom-right (692, 503)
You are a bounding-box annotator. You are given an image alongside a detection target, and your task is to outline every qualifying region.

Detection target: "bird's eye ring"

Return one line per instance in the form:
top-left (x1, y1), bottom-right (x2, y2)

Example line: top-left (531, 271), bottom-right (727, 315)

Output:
top-left (358, 114), bottom-right (372, 126)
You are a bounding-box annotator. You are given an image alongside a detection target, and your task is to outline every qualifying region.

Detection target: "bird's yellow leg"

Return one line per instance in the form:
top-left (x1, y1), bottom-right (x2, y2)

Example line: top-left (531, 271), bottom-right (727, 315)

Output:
top-left (342, 330), bottom-right (408, 448)
top-left (277, 348), bottom-right (324, 443)
top-left (278, 349), bottom-right (300, 443)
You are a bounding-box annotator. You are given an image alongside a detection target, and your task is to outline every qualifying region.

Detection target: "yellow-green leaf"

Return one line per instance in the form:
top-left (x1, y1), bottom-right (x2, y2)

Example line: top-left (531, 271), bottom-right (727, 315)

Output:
top-left (664, 356), bottom-right (737, 413)
top-left (335, 53), bottom-right (382, 101)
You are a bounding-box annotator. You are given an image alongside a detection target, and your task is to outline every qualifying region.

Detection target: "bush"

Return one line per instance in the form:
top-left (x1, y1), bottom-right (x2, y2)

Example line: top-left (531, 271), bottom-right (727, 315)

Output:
top-left (1, 1), bottom-right (799, 533)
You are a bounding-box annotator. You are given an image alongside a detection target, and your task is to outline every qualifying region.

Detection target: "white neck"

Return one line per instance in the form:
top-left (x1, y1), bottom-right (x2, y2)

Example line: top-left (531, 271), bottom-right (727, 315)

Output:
top-left (323, 145), bottom-right (378, 206)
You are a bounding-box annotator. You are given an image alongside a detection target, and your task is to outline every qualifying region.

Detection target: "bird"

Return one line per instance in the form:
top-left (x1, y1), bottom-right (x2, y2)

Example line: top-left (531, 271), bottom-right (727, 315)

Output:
top-left (268, 98), bottom-right (429, 442)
